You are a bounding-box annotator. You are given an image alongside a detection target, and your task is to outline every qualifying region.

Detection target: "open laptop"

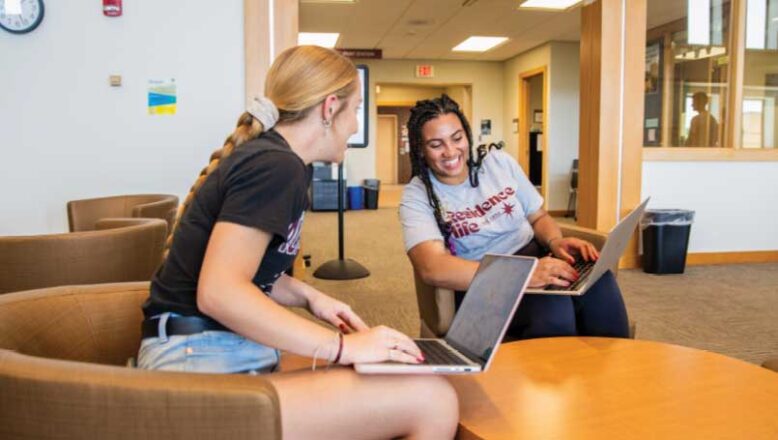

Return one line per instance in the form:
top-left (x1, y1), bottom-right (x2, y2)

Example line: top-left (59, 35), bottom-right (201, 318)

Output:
top-left (527, 198), bottom-right (650, 296)
top-left (355, 254), bottom-right (537, 375)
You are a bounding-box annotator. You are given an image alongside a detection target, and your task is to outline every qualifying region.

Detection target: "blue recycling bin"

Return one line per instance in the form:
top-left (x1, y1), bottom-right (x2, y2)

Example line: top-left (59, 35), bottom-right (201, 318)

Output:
top-left (347, 186), bottom-right (364, 210)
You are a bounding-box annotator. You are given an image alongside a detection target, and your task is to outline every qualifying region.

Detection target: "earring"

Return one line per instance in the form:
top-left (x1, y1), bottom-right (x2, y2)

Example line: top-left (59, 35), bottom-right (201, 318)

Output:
top-left (322, 119), bottom-right (332, 129)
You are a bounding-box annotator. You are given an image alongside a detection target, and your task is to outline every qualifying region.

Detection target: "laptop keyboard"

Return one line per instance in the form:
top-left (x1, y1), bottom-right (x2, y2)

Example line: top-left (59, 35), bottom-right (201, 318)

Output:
top-left (416, 340), bottom-right (471, 366)
top-left (545, 258), bottom-right (596, 291)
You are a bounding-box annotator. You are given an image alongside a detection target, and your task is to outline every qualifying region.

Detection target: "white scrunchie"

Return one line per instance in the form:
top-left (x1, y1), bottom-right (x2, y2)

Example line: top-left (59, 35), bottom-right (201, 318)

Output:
top-left (247, 96), bottom-right (279, 130)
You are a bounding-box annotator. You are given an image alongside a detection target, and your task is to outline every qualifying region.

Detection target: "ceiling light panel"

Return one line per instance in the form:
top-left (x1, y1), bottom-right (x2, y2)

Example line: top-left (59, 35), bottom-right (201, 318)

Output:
top-left (298, 32), bottom-right (340, 48)
top-left (518, 0), bottom-right (582, 10)
top-left (452, 36), bottom-right (509, 52)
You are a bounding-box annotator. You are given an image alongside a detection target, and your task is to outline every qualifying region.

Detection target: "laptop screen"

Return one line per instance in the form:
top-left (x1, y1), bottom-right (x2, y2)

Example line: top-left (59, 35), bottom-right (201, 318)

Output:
top-left (445, 255), bottom-right (535, 364)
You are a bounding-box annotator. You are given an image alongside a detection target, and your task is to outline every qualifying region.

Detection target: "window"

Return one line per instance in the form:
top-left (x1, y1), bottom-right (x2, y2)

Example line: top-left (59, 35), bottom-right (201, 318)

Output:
top-left (741, 0), bottom-right (778, 149)
top-left (644, 0), bottom-right (731, 148)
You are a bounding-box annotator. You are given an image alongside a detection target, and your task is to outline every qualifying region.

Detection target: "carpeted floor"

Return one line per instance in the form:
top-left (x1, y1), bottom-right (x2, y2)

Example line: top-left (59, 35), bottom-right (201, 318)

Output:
top-left (299, 208), bottom-right (778, 365)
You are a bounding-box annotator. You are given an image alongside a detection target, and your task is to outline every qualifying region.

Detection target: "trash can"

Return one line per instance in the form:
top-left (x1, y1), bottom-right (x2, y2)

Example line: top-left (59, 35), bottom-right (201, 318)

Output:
top-left (640, 209), bottom-right (695, 274)
top-left (347, 186), bottom-right (364, 210)
top-left (363, 179), bottom-right (380, 210)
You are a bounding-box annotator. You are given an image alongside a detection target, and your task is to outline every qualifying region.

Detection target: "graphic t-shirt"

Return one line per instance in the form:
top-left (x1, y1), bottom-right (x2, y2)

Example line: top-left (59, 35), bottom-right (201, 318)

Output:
top-left (400, 150), bottom-right (543, 261)
top-left (143, 130), bottom-right (310, 319)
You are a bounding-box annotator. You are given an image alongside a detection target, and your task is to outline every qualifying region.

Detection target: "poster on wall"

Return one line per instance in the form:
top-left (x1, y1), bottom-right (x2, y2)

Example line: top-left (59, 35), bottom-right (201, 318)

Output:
top-left (148, 79), bottom-right (177, 115)
top-left (643, 41), bottom-right (663, 146)
top-left (347, 65), bottom-right (369, 148)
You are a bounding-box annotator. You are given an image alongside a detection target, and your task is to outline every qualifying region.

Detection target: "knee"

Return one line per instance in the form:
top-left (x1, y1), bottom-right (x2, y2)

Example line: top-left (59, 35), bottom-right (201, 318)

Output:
top-left (408, 376), bottom-right (459, 438)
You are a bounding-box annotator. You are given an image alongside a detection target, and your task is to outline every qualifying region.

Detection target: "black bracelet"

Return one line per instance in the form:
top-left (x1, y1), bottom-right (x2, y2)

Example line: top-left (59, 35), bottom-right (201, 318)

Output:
top-left (333, 332), bottom-right (344, 364)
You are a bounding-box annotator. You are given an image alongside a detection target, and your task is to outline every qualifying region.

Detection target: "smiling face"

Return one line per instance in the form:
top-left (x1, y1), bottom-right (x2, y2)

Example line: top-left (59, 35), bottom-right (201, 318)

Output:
top-left (421, 112), bottom-right (470, 185)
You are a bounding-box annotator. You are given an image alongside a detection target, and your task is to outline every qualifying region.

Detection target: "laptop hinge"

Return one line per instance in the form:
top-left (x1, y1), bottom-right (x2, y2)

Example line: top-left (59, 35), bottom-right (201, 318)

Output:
top-left (443, 337), bottom-right (485, 366)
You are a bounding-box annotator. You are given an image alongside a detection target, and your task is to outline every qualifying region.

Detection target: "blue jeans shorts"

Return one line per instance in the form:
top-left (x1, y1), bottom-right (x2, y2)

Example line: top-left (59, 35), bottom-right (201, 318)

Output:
top-left (137, 313), bottom-right (280, 374)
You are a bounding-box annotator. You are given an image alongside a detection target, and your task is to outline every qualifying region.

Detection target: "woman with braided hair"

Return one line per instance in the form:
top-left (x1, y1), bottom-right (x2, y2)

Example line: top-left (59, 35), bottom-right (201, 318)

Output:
top-left (400, 94), bottom-right (629, 339)
top-left (138, 46), bottom-right (458, 439)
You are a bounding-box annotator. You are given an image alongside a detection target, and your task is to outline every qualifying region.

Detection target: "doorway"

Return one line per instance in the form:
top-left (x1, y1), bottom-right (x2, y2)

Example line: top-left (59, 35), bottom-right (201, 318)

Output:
top-left (376, 83), bottom-right (472, 185)
top-left (519, 67), bottom-right (547, 207)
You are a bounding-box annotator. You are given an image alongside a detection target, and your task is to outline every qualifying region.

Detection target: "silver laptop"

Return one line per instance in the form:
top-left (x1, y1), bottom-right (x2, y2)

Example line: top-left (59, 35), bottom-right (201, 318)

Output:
top-left (527, 198), bottom-right (650, 296)
top-left (355, 254), bottom-right (537, 375)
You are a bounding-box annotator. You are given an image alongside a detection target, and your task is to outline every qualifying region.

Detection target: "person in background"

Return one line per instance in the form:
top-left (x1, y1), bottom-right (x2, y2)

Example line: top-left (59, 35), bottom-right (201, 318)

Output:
top-left (686, 92), bottom-right (719, 147)
top-left (138, 46), bottom-right (458, 440)
top-left (400, 94), bottom-right (629, 340)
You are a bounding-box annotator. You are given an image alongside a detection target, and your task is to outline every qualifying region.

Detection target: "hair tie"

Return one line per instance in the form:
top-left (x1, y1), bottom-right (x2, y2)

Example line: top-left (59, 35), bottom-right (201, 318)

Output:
top-left (247, 96), bottom-right (279, 130)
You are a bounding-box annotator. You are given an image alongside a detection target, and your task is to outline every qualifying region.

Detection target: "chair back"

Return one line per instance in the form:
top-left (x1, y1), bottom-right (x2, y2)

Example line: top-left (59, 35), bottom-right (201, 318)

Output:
top-left (67, 194), bottom-right (179, 233)
top-left (571, 159), bottom-right (579, 190)
top-left (0, 218), bottom-right (166, 294)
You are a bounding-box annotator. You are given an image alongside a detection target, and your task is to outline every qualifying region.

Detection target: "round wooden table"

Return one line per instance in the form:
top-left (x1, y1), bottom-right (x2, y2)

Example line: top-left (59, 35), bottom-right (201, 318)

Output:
top-left (448, 337), bottom-right (778, 439)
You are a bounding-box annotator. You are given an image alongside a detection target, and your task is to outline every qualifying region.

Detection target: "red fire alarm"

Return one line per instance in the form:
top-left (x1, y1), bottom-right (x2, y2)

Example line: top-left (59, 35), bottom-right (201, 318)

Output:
top-left (103, 0), bottom-right (123, 17)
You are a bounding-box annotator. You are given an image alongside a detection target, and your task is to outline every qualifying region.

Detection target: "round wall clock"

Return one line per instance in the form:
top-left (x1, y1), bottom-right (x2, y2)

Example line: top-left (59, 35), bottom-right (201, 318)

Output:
top-left (0, 0), bottom-right (45, 34)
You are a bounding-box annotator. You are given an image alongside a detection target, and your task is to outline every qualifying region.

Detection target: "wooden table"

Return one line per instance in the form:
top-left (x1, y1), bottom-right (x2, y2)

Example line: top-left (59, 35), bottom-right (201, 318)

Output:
top-left (449, 337), bottom-right (778, 439)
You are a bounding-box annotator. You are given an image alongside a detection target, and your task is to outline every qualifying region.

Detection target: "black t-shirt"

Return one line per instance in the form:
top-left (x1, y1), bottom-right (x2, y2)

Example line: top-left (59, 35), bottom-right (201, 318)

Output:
top-left (143, 130), bottom-right (310, 319)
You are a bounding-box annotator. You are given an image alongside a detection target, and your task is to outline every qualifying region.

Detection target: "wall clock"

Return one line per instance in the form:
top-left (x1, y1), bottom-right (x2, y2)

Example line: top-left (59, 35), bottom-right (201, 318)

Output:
top-left (0, 0), bottom-right (45, 34)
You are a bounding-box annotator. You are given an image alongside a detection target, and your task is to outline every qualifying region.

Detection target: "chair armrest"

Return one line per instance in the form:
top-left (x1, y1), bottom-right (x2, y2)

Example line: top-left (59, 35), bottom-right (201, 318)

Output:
top-left (763, 357), bottom-right (778, 373)
top-left (414, 270), bottom-right (455, 338)
top-left (0, 349), bottom-right (281, 440)
top-left (559, 224), bottom-right (608, 250)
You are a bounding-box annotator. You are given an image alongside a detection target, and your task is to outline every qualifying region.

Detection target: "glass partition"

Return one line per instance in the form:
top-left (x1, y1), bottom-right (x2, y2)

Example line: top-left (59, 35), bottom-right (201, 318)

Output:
top-left (741, 0), bottom-right (778, 149)
top-left (645, 0), bottom-right (732, 148)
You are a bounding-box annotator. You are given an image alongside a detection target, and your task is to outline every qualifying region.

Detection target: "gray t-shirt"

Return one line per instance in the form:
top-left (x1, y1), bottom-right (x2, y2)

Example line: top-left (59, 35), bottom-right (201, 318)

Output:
top-left (399, 150), bottom-right (543, 261)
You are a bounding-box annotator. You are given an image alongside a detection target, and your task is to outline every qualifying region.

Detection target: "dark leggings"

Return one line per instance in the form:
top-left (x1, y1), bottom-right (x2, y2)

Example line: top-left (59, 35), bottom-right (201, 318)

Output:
top-left (455, 239), bottom-right (630, 340)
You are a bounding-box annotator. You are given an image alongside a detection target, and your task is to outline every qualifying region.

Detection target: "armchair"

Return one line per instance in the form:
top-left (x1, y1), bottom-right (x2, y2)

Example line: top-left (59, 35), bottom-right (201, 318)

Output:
top-left (0, 282), bottom-right (281, 439)
top-left (67, 194), bottom-right (179, 234)
top-left (0, 218), bottom-right (166, 294)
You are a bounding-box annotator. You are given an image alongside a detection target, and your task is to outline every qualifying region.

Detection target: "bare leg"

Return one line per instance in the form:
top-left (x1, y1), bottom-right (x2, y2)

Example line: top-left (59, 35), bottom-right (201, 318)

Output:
top-left (266, 368), bottom-right (459, 440)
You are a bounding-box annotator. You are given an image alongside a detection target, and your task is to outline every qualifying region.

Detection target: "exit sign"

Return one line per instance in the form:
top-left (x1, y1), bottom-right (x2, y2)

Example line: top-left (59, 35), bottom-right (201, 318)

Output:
top-left (415, 65), bottom-right (435, 78)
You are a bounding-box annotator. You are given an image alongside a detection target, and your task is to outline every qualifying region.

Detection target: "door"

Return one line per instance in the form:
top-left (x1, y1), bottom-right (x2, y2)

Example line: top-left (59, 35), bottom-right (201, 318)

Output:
top-left (377, 115), bottom-right (397, 184)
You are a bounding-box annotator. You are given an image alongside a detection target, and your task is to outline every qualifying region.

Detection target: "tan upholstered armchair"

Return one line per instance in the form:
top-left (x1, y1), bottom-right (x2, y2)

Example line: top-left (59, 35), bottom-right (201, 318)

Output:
top-left (414, 224), bottom-right (630, 338)
top-left (67, 194), bottom-right (179, 234)
top-left (0, 218), bottom-right (166, 294)
top-left (0, 283), bottom-right (281, 439)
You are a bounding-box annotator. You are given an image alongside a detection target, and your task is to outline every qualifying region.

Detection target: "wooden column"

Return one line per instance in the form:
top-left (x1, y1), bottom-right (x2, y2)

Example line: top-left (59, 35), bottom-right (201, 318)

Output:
top-left (578, 0), bottom-right (646, 267)
top-left (244, 0), bottom-right (304, 277)
top-left (244, 0), bottom-right (299, 106)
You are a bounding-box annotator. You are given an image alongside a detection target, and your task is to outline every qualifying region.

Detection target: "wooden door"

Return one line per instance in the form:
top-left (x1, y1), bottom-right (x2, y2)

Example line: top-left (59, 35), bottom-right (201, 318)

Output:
top-left (377, 115), bottom-right (397, 184)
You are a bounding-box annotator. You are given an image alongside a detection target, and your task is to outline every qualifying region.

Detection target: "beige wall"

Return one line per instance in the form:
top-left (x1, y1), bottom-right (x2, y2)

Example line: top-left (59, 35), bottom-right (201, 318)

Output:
top-left (345, 58), bottom-right (504, 186)
top-left (503, 44), bottom-right (552, 159)
top-left (503, 42), bottom-right (580, 211)
top-left (376, 85), bottom-right (446, 105)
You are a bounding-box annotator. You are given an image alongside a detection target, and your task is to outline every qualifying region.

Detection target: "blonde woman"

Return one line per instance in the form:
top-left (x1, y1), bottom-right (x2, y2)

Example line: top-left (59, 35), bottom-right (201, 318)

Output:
top-left (138, 46), bottom-right (458, 439)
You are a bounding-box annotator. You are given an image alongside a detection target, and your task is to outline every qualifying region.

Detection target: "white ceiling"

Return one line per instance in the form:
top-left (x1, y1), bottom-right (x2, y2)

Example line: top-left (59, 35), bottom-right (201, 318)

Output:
top-left (299, 0), bottom-right (688, 61)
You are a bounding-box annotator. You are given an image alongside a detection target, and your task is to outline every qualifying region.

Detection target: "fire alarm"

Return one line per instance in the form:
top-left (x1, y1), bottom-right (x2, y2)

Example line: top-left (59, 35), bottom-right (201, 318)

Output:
top-left (103, 0), bottom-right (122, 17)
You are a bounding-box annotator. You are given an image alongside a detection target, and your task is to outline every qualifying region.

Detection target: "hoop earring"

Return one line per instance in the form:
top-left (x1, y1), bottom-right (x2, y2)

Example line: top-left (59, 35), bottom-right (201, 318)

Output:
top-left (322, 119), bottom-right (332, 129)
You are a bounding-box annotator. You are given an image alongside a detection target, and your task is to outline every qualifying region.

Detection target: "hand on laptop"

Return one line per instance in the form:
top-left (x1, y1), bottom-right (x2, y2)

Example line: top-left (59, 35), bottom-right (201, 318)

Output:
top-left (549, 237), bottom-right (600, 265)
top-left (529, 256), bottom-right (579, 288)
top-left (339, 326), bottom-right (425, 365)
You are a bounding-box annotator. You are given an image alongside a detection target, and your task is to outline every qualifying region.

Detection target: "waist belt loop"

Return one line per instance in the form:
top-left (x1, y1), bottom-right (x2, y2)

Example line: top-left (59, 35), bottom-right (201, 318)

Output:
top-left (158, 312), bottom-right (172, 343)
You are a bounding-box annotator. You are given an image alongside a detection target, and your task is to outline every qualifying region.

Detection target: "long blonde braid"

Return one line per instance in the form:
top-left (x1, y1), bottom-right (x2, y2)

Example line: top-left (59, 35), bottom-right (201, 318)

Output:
top-left (164, 113), bottom-right (263, 257)
top-left (163, 45), bottom-right (358, 259)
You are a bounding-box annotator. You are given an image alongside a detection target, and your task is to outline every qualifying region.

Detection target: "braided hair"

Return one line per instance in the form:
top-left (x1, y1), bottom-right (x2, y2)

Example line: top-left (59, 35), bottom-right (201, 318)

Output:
top-left (164, 45), bottom-right (358, 259)
top-left (407, 94), bottom-right (493, 254)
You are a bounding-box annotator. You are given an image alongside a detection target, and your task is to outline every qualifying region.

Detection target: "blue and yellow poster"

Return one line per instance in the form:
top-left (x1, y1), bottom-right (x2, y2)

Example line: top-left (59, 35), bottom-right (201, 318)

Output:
top-left (148, 79), bottom-right (177, 115)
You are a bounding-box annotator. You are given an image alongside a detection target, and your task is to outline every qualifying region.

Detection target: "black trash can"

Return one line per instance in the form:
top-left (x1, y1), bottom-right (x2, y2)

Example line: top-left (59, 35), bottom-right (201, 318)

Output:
top-left (363, 179), bottom-right (380, 210)
top-left (641, 209), bottom-right (695, 274)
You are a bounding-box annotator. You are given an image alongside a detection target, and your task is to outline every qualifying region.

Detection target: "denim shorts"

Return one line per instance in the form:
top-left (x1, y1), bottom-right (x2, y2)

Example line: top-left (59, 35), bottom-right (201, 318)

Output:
top-left (137, 313), bottom-right (280, 374)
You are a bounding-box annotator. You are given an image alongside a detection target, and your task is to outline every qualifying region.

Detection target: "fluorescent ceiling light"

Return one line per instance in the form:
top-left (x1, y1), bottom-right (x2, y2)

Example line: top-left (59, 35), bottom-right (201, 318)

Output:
top-left (453, 36), bottom-right (508, 52)
top-left (519, 0), bottom-right (581, 10)
top-left (298, 32), bottom-right (340, 48)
